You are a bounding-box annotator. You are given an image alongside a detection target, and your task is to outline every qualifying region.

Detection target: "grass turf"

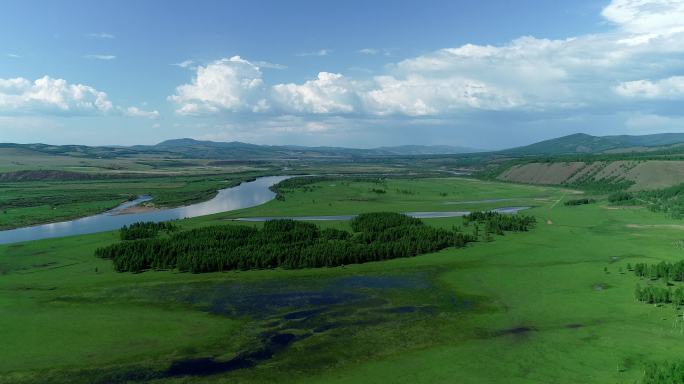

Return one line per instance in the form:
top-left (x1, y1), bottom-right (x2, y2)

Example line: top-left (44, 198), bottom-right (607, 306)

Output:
top-left (0, 177), bottom-right (681, 383)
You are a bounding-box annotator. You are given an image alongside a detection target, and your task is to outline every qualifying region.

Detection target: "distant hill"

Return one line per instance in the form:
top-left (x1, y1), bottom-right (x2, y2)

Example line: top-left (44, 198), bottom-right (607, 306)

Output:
top-left (0, 139), bottom-right (480, 162)
top-left (503, 133), bottom-right (684, 155)
top-left (139, 139), bottom-right (481, 159)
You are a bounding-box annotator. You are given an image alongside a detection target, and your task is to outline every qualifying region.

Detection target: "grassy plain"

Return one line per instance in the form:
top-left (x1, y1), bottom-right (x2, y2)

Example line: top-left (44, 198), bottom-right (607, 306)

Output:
top-left (1, 177), bottom-right (682, 383)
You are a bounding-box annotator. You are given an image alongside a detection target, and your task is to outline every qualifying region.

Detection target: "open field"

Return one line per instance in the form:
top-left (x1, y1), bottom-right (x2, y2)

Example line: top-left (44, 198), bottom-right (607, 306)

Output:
top-left (2, 176), bottom-right (684, 383)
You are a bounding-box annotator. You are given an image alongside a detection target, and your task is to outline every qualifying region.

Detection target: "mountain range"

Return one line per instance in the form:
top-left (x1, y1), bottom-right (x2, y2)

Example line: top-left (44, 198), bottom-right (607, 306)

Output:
top-left (5, 132), bottom-right (684, 161)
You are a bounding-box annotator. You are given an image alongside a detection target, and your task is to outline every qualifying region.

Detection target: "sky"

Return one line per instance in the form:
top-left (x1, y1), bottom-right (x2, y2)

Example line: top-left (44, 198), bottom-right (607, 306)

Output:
top-left (1, 0), bottom-right (684, 149)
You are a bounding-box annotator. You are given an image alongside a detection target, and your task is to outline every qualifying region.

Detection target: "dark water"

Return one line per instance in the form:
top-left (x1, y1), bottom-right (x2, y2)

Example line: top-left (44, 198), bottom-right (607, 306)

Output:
top-left (0, 175), bottom-right (290, 245)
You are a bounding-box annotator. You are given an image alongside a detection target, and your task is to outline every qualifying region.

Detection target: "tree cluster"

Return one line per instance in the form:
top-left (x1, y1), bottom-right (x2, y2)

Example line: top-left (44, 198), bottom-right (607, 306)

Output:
top-left (608, 191), bottom-right (634, 204)
top-left (634, 284), bottom-right (684, 305)
top-left (98, 212), bottom-right (537, 274)
top-left (97, 212), bottom-right (484, 273)
top-left (563, 198), bottom-right (596, 206)
top-left (633, 261), bottom-right (684, 282)
top-left (463, 211), bottom-right (536, 235)
top-left (119, 221), bottom-right (178, 240)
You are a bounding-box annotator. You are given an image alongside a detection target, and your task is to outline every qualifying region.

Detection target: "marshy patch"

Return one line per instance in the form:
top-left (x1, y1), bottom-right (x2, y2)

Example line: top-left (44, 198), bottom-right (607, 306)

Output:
top-left (81, 271), bottom-right (473, 380)
top-left (165, 332), bottom-right (301, 378)
top-left (592, 283), bottom-right (610, 291)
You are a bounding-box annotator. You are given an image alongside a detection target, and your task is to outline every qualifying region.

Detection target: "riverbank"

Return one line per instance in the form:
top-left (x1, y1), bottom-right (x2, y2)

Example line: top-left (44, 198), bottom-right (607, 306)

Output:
top-left (0, 172), bottom-right (268, 231)
top-left (0, 175), bottom-right (289, 244)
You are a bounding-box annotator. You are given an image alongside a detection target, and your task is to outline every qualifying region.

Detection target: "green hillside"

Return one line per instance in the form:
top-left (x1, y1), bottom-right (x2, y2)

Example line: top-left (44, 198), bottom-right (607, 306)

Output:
top-left (504, 133), bottom-right (684, 155)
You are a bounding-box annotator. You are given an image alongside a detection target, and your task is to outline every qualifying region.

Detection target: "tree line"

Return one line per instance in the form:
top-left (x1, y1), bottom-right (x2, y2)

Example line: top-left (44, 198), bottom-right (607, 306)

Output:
top-left (119, 221), bottom-right (178, 240)
top-left (632, 261), bottom-right (684, 283)
top-left (463, 211), bottom-right (536, 235)
top-left (634, 284), bottom-right (684, 306)
top-left (97, 211), bottom-right (534, 273)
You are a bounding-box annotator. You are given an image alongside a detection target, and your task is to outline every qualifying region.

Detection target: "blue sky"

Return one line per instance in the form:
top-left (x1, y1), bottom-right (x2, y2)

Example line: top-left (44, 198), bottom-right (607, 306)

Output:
top-left (1, 0), bottom-right (684, 149)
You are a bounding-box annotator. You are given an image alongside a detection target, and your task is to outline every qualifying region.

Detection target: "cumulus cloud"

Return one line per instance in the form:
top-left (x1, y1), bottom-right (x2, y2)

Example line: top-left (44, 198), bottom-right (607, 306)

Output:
top-left (364, 75), bottom-right (520, 116)
top-left (272, 72), bottom-right (358, 113)
top-left (615, 76), bottom-right (684, 99)
top-left (168, 0), bottom-right (684, 126)
top-left (169, 56), bottom-right (267, 115)
top-left (0, 75), bottom-right (158, 119)
top-left (602, 0), bottom-right (684, 34)
top-left (0, 76), bottom-right (113, 114)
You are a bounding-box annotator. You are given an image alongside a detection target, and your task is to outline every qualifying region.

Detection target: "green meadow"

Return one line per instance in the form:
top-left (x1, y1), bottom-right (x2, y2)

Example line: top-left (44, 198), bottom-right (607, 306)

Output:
top-left (1, 177), bottom-right (682, 383)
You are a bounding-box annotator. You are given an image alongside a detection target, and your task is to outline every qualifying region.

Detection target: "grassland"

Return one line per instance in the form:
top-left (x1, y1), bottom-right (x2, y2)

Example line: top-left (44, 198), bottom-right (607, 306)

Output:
top-left (3, 176), bottom-right (684, 383)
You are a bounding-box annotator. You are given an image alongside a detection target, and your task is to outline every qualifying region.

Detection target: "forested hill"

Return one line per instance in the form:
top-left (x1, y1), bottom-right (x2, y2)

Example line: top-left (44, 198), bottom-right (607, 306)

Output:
top-left (502, 133), bottom-right (684, 155)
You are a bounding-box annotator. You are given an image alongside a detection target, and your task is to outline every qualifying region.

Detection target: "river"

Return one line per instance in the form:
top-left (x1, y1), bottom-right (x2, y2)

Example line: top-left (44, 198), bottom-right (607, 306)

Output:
top-left (0, 175), bottom-right (531, 245)
top-left (0, 175), bottom-right (290, 245)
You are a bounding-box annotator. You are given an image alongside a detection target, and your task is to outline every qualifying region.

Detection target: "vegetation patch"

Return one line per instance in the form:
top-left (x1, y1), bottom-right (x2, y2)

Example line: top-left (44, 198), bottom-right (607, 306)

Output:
top-left (96, 212), bottom-right (535, 273)
top-left (564, 198), bottom-right (596, 206)
top-left (119, 221), bottom-right (178, 240)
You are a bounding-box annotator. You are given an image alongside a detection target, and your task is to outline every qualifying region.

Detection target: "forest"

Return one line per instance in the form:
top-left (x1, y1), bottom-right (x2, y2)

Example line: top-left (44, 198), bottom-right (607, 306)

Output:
top-left (96, 211), bottom-right (535, 273)
top-left (119, 221), bottom-right (178, 240)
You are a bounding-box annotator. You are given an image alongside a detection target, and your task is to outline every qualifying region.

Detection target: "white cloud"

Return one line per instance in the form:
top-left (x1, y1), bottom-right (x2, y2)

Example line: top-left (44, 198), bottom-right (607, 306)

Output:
top-left (168, 0), bottom-right (684, 125)
top-left (253, 60), bottom-right (287, 69)
top-left (6, 53), bottom-right (20, 58)
top-left (272, 72), bottom-right (358, 113)
top-left (357, 48), bottom-right (395, 56)
top-left (615, 76), bottom-right (684, 99)
top-left (173, 60), bottom-right (195, 68)
top-left (602, 0), bottom-right (684, 34)
top-left (123, 106), bottom-right (160, 119)
top-left (0, 76), bottom-right (159, 120)
top-left (84, 54), bottom-right (116, 60)
top-left (358, 48), bottom-right (379, 55)
top-left (295, 49), bottom-right (331, 57)
top-left (169, 56), bottom-right (267, 115)
top-left (0, 76), bottom-right (113, 114)
top-left (86, 32), bottom-right (115, 39)
top-left (364, 75), bottom-right (520, 116)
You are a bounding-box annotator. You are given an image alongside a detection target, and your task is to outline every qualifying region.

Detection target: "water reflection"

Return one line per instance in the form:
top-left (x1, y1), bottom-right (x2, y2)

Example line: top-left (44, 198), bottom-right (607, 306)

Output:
top-left (0, 176), bottom-right (290, 245)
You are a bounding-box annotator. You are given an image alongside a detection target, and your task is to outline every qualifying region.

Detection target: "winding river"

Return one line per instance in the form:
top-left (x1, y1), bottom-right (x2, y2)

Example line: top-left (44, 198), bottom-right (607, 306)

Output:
top-left (0, 175), bottom-right (290, 245)
top-left (0, 175), bottom-right (531, 245)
